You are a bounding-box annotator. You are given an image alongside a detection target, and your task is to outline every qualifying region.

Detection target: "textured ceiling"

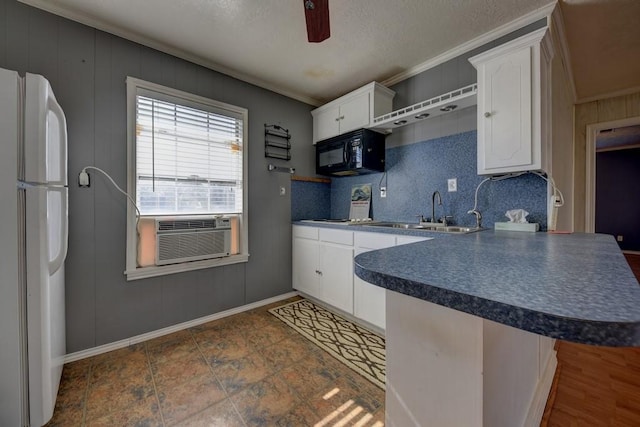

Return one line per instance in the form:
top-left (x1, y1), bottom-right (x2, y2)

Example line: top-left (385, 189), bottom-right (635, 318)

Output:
top-left (559, 0), bottom-right (640, 102)
top-left (20, 0), bottom-right (554, 105)
top-left (19, 0), bottom-right (640, 106)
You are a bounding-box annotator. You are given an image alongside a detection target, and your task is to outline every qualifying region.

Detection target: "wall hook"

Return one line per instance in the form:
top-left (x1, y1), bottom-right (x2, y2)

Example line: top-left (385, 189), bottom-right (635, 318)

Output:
top-left (268, 164), bottom-right (295, 174)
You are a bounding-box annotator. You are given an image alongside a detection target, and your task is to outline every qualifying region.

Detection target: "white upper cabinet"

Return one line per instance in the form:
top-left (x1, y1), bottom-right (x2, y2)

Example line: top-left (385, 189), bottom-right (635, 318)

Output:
top-left (470, 28), bottom-right (554, 175)
top-left (314, 105), bottom-right (341, 142)
top-left (311, 82), bottom-right (395, 144)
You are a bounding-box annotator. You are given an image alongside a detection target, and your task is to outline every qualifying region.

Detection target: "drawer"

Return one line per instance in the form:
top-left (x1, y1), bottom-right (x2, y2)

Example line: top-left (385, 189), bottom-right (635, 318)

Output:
top-left (355, 231), bottom-right (396, 250)
top-left (319, 228), bottom-right (354, 245)
top-left (396, 236), bottom-right (432, 245)
top-left (293, 225), bottom-right (319, 240)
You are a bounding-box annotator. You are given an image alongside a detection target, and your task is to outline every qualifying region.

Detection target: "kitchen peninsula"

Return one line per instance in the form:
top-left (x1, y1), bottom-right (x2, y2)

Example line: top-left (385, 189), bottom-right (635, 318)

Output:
top-left (354, 230), bottom-right (640, 426)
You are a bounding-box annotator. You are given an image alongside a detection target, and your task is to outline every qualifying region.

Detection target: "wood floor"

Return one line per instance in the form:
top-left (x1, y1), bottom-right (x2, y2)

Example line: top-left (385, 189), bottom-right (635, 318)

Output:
top-left (542, 254), bottom-right (640, 426)
top-left (625, 253), bottom-right (640, 280)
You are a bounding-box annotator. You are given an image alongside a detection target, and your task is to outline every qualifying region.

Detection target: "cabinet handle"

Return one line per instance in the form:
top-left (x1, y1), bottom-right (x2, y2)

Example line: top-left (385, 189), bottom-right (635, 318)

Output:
top-left (335, 117), bottom-right (340, 121)
top-left (315, 270), bottom-right (323, 276)
top-left (484, 112), bottom-right (492, 118)
top-left (339, 115), bottom-right (345, 120)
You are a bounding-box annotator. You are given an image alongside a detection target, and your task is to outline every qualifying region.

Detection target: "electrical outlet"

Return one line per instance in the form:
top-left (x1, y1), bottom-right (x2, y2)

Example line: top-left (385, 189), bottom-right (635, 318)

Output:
top-left (78, 171), bottom-right (90, 187)
top-left (447, 178), bottom-right (457, 192)
top-left (617, 235), bottom-right (624, 242)
top-left (380, 187), bottom-right (387, 198)
top-left (279, 186), bottom-right (286, 196)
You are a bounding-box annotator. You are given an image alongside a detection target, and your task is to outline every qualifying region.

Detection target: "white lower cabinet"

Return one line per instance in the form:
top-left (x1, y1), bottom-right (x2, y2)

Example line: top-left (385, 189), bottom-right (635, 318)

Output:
top-left (353, 232), bottom-right (397, 329)
top-left (354, 233), bottom-right (430, 330)
top-left (292, 226), bottom-right (354, 314)
top-left (293, 225), bottom-right (430, 331)
top-left (395, 235), bottom-right (431, 245)
top-left (292, 236), bottom-right (321, 299)
top-left (318, 242), bottom-right (354, 313)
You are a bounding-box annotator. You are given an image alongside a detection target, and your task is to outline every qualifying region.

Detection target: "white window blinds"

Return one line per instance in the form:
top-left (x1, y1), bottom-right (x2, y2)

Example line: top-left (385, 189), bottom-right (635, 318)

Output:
top-left (135, 93), bottom-right (244, 215)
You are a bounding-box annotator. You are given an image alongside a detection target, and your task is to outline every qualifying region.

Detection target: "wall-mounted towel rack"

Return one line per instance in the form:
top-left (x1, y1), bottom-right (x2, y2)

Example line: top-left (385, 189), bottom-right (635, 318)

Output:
top-left (264, 124), bottom-right (291, 160)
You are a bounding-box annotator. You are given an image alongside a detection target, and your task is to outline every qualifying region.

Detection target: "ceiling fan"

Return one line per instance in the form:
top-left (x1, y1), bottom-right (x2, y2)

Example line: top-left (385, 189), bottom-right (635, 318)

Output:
top-left (304, 0), bottom-right (330, 43)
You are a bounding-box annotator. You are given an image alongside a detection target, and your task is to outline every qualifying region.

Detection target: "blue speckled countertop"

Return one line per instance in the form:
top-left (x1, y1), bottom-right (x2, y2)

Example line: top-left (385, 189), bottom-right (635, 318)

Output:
top-left (350, 229), bottom-right (640, 346)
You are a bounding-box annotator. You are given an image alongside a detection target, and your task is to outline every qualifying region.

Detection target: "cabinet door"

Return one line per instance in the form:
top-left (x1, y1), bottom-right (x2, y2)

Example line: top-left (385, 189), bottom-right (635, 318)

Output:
top-left (477, 47), bottom-right (532, 173)
top-left (315, 105), bottom-right (341, 142)
top-left (319, 242), bottom-right (354, 314)
top-left (353, 232), bottom-right (397, 329)
top-left (339, 92), bottom-right (370, 135)
top-left (354, 277), bottom-right (385, 330)
top-left (292, 237), bottom-right (320, 299)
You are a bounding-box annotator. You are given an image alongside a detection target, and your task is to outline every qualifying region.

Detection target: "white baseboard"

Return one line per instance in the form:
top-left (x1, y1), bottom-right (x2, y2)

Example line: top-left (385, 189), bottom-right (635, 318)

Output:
top-left (524, 350), bottom-right (558, 427)
top-left (64, 291), bottom-right (299, 364)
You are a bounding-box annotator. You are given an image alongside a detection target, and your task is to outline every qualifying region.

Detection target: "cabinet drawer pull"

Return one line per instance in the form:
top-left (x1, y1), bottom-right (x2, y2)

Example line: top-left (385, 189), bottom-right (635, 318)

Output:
top-left (484, 112), bottom-right (492, 118)
top-left (335, 117), bottom-right (340, 121)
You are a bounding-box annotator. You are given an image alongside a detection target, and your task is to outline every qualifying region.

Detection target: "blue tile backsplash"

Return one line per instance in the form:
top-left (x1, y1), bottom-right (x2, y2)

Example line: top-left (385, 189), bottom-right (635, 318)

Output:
top-left (293, 131), bottom-right (548, 229)
top-left (291, 180), bottom-right (331, 220)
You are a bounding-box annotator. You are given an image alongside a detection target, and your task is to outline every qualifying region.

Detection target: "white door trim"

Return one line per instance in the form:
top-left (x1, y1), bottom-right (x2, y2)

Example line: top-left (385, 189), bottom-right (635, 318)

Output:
top-left (585, 116), bottom-right (640, 232)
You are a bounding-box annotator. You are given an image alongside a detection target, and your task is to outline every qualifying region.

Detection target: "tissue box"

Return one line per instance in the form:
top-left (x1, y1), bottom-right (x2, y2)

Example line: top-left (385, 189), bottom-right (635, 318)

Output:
top-left (494, 222), bottom-right (540, 232)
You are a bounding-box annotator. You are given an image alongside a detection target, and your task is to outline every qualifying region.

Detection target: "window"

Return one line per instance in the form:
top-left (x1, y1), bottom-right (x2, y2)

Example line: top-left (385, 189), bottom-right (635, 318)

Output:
top-left (125, 77), bottom-right (249, 280)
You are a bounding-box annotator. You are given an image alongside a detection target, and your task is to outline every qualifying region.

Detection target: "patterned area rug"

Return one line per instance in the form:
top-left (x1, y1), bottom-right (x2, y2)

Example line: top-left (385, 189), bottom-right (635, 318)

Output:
top-left (269, 299), bottom-right (385, 389)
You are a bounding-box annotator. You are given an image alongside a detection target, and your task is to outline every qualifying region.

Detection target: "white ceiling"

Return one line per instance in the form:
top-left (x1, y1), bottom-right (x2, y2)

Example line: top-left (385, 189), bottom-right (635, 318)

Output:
top-left (19, 0), bottom-right (640, 106)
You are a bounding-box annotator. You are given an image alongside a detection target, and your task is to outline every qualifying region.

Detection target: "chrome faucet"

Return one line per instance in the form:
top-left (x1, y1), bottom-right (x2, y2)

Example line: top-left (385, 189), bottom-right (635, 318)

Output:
top-left (431, 191), bottom-right (442, 223)
top-left (467, 209), bottom-right (482, 228)
top-left (418, 191), bottom-right (452, 225)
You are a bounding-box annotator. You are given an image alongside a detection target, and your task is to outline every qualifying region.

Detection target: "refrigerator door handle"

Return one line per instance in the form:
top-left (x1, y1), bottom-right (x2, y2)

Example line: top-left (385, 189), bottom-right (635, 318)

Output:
top-left (47, 97), bottom-right (68, 186)
top-left (48, 188), bottom-right (68, 275)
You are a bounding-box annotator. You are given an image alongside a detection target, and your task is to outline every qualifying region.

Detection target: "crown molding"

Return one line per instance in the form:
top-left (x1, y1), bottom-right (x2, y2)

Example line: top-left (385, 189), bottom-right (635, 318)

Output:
top-left (549, 4), bottom-right (578, 103)
top-left (19, 0), bottom-right (559, 107)
top-left (576, 84), bottom-right (640, 105)
top-left (18, 0), bottom-right (324, 106)
top-left (380, 2), bottom-right (557, 88)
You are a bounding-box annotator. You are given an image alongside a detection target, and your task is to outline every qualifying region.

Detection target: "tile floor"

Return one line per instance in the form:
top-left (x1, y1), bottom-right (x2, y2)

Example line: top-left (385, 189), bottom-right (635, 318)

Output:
top-left (46, 297), bottom-right (385, 426)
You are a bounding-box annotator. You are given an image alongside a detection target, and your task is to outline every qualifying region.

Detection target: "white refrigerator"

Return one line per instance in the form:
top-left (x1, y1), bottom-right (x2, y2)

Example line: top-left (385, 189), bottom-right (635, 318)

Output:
top-left (0, 67), bottom-right (68, 426)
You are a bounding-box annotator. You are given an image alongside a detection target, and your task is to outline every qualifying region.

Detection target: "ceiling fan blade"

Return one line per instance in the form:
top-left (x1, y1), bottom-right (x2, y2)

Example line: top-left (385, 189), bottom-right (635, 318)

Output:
top-left (304, 0), bottom-right (330, 43)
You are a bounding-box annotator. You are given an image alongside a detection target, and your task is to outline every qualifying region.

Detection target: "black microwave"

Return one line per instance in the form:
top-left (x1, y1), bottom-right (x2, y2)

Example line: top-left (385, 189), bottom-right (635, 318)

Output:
top-left (316, 129), bottom-right (386, 176)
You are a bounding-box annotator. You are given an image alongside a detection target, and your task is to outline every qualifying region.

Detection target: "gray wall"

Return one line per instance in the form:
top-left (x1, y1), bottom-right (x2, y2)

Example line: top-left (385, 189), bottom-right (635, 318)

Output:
top-left (387, 19), bottom-right (547, 148)
top-left (0, 0), bottom-right (315, 352)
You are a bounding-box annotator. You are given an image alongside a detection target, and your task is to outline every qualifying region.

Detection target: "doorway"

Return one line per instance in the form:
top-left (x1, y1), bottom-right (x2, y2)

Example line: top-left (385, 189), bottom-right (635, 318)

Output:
top-left (585, 117), bottom-right (640, 252)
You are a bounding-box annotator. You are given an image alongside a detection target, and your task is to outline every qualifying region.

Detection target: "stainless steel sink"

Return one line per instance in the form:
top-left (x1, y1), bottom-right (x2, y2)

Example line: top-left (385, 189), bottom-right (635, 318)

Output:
top-left (363, 222), bottom-right (483, 234)
top-left (364, 222), bottom-right (435, 230)
top-left (440, 226), bottom-right (483, 234)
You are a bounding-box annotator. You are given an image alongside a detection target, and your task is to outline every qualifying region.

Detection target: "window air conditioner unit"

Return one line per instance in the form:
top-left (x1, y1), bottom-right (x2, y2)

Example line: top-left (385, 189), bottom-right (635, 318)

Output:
top-left (155, 216), bottom-right (231, 265)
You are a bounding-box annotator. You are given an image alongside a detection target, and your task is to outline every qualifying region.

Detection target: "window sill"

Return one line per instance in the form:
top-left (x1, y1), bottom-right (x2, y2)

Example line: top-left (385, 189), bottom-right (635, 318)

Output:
top-left (124, 253), bottom-right (249, 281)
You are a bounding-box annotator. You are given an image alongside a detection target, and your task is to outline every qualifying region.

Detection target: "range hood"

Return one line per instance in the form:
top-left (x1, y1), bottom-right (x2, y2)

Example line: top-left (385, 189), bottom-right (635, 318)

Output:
top-left (367, 84), bottom-right (477, 132)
